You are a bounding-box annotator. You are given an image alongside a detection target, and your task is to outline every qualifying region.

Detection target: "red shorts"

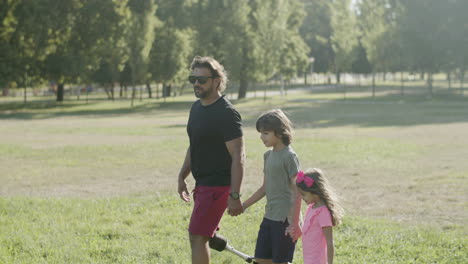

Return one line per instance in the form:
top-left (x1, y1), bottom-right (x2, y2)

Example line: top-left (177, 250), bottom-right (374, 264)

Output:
top-left (188, 185), bottom-right (230, 237)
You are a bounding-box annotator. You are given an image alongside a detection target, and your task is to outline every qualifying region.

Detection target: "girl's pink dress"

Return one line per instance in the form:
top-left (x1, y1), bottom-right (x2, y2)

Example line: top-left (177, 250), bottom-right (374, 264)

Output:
top-left (302, 204), bottom-right (333, 264)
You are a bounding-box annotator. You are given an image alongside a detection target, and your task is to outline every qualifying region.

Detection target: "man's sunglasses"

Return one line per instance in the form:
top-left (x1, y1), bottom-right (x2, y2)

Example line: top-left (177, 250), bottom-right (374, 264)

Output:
top-left (188, 75), bottom-right (214, 85)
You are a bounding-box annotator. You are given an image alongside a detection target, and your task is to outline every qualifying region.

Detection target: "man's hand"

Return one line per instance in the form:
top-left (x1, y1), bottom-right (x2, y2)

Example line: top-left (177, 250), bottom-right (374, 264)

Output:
top-left (227, 197), bottom-right (243, 216)
top-left (285, 223), bottom-right (302, 242)
top-left (178, 179), bottom-right (191, 202)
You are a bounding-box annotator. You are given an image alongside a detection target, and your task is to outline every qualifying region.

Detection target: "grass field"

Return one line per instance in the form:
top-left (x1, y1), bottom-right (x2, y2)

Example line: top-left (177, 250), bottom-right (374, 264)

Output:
top-left (1, 86), bottom-right (467, 263)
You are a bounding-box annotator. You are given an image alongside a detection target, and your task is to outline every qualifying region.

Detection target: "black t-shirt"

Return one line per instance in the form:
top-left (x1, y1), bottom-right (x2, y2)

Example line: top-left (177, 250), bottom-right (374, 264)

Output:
top-left (187, 96), bottom-right (243, 186)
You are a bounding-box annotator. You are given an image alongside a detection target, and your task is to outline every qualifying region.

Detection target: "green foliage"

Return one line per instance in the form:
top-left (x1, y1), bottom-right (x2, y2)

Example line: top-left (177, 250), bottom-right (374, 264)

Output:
top-left (396, 0), bottom-right (467, 76)
top-left (149, 4), bottom-right (193, 85)
top-left (350, 40), bottom-right (372, 74)
top-left (2, 0), bottom-right (466, 100)
top-left (330, 0), bottom-right (358, 78)
top-left (300, 0), bottom-right (334, 73)
top-left (124, 0), bottom-right (158, 86)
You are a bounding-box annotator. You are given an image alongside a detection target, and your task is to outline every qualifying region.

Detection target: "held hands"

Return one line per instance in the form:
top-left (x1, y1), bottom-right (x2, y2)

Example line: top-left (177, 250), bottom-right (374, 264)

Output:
top-left (285, 223), bottom-right (302, 242)
top-left (227, 197), bottom-right (244, 216)
top-left (178, 179), bottom-right (191, 202)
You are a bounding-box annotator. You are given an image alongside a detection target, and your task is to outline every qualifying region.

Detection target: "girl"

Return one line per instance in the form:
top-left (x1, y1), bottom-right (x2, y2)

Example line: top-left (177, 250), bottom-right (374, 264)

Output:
top-left (243, 109), bottom-right (302, 264)
top-left (296, 168), bottom-right (344, 264)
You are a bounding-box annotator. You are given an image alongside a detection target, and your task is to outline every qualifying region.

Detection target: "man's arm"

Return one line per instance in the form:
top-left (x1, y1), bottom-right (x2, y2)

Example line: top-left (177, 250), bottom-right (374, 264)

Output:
top-left (177, 147), bottom-right (191, 202)
top-left (225, 136), bottom-right (245, 216)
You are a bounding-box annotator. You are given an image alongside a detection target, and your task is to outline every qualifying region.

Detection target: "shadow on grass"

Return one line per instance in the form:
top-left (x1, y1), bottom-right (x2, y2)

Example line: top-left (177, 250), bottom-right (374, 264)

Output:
top-left (1, 89), bottom-right (467, 128)
top-left (241, 90), bottom-right (468, 128)
top-left (0, 98), bottom-right (193, 120)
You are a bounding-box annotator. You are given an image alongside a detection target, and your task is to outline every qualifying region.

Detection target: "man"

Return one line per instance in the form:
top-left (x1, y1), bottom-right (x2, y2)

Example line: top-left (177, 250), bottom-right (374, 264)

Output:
top-left (177, 56), bottom-right (245, 264)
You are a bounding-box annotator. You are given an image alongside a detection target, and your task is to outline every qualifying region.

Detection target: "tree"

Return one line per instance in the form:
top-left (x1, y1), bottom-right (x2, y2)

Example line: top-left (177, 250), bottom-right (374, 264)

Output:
top-left (89, 0), bottom-right (132, 101)
top-left (148, 24), bottom-right (193, 98)
top-left (351, 39), bottom-right (372, 75)
top-left (300, 0), bottom-right (334, 74)
top-left (448, 0), bottom-right (468, 92)
top-left (398, 0), bottom-right (455, 98)
top-left (188, 0), bottom-right (308, 99)
top-left (2, 0), bottom-right (61, 102)
top-left (278, 1), bottom-right (310, 82)
top-left (125, 0), bottom-right (158, 106)
top-left (39, 0), bottom-right (129, 102)
top-left (330, 0), bottom-right (358, 84)
top-left (150, 0), bottom-right (194, 98)
top-left (357, 0), bottom-right (403, 96)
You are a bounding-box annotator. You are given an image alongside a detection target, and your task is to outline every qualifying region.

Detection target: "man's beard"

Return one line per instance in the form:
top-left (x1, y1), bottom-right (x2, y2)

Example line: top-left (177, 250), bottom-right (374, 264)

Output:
top-left (194, 85), bottom-right (212, 98)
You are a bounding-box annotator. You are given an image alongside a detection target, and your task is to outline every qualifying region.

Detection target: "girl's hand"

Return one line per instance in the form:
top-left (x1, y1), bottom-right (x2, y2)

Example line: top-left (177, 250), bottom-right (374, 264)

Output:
top-left (285, 223), bottom-right (302, 242)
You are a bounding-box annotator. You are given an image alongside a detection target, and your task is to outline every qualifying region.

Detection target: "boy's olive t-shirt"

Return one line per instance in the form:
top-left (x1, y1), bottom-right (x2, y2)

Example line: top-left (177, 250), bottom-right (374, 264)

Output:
top-left (263, 146), bottom-right (300, 222)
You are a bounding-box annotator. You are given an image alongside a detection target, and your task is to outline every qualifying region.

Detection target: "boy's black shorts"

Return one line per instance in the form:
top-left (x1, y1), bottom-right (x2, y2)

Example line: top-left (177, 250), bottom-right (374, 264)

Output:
top-left (254, 217), bottom-right (296, 263)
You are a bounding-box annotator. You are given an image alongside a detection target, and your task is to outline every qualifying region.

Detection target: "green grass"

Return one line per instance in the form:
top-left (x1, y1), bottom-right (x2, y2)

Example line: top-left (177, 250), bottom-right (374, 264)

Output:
top-left (0, 196), bottom-right (466, 264)
top-left (1, 88), bottom-right (467, 263)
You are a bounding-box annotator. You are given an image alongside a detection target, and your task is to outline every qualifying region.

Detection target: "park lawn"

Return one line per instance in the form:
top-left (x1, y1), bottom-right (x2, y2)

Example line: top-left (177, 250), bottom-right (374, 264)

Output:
top-left (1, 90), bottom-right (468, 263)
top-left (0, 196), bottom-right (466, 264)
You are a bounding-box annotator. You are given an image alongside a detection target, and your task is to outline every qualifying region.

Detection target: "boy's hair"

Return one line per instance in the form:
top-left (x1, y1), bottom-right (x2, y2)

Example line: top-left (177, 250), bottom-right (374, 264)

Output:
top-left (256, 109), bottom-right (293, 145)
top-left (296, 168), bottom-right (344, 226)
top-left (190, 56), bottom-right (228, 92)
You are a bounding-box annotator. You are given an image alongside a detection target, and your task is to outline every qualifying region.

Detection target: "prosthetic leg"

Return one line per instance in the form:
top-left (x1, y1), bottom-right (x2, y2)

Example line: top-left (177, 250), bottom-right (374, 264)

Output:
top-left (209, 233), bottom-right (257, 263)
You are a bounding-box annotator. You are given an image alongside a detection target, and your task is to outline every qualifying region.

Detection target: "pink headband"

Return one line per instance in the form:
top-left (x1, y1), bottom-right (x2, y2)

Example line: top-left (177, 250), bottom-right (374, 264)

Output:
top-left (296, 171), bottom-right (314, 187)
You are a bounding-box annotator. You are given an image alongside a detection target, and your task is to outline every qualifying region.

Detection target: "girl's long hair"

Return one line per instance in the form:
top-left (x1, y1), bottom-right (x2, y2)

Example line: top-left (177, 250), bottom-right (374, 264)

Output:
top-left (297, 168), bottom-right (344, 226)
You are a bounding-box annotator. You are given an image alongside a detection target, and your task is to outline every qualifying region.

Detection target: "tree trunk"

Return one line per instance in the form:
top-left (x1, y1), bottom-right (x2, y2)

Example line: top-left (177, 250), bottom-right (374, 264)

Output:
top-left (146, 82), bottom-right (152, 98)
top-left (23, 86), bottom-right (27, 104)
top-left (156, 83), bottom-right (160, 99)
top-left (131, 71), bottom-right (135, 107)
top-left (238, 78), bottom-right (248, 99)
top-left (76, 86), bottom-right (80, 101)
top-left (104, 84), bottom-right (114, 101)
top-left (138, 84), bottom-right (142, 102)
top-left (110, 83), bottom-right (115, 101)
top-left (253, 82), bottom-right (257, 98)
top-left (280, 75), bottom-right (285, 96)
top-left (372, 72), bottom-right (376, 99)
top-left (427, 72), bottom-right (433, 99)
top-left (119, 83), bottom-right (124, 98)
top-left (131, 86), bottom-right (136, 106)
top-left (447, 72), bottom-right (451, 89)
top-left (104, 84), bottom-right (110, 99)
top-left (400, 72), bottom-right (405, 97)
top-left (23, 73), bottom-right (29, 103)
top-left (57, 83), bottom-right (64, 102)
top-left (343, 83), bottom-right (346, 100)
top-left (460, 70), bottom-right (465, 95)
